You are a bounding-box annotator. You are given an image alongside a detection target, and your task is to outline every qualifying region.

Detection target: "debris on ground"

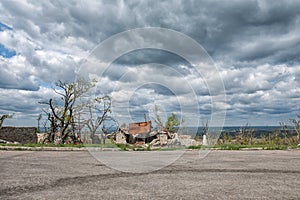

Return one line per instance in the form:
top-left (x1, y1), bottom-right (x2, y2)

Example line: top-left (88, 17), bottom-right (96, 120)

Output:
top-left (112, 120), bottom-right (201, 148)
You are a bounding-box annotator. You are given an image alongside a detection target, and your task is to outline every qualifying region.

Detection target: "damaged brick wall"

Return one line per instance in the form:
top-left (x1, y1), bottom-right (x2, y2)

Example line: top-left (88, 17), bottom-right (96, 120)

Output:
top-left (129, 121), bottom-right (151, 134)
top-left (0, 127), bottom-right (37, 144)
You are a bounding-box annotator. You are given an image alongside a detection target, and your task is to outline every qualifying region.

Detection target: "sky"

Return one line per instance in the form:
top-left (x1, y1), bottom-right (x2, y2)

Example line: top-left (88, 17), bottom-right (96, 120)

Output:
top-left (0, 0), bottom-right (300, 127)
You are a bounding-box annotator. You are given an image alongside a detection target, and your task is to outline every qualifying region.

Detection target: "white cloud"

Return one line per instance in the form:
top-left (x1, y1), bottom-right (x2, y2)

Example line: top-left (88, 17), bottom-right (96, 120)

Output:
top-left (0, 0), bottom-right (300, 126)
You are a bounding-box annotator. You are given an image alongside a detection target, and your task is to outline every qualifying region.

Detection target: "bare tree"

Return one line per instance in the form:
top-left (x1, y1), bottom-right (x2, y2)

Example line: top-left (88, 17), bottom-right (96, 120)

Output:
top-left (85, 96), bottom-right (113, 144)
top-left (236, 123), bottom-right (256, 145)
top-left (290, 112), bottom-right (300, 142)
top-left (37, 114), bottom-right (42, 133)
top-left (236, 123), bottom-right (248, 144)
top-left (152, 105), bottom-right (164, 131)
top-left (0, 114), bottom-right (13, 128)
top-left (72, 111), bottom-right (85, 138)
top-left (42, 115), bottom-right (48, 133)
top-left (40, 79), bottom-right (94, 144)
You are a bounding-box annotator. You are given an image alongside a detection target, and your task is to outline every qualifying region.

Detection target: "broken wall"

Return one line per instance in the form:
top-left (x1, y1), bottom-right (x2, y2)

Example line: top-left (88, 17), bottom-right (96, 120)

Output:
top-left (129, 121), bottom-right (151, 135)
top-left (0, 127), bottom-right (37, 144)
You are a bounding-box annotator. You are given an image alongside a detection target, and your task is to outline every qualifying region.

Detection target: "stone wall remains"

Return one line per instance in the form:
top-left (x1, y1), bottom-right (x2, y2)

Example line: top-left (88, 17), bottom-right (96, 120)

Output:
top-left (0, 127), bottom-right (37, 144)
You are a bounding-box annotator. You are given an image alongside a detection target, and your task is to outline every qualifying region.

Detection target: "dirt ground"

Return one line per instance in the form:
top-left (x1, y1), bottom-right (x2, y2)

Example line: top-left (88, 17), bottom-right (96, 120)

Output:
top-left (0, 150), bottom-right (299, 200)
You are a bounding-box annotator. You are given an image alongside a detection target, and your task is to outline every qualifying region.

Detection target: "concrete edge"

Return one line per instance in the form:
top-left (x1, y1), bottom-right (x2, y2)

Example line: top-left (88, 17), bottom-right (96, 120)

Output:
top-left (0, 146), bottom-right (121, 151)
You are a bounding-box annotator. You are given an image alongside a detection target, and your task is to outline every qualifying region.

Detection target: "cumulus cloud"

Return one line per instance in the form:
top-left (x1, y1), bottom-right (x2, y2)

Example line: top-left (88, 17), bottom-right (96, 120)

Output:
top-left (0, 0), bottom-right (299, 126)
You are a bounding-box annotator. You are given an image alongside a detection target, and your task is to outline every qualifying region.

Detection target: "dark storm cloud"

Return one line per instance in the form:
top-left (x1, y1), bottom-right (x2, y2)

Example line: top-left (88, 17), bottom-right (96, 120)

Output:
top-left (72, 0), bottom-right (300, 66)
top-left (111, 49), bottom-right (191, 68)
top-left (176, 0), bottom-right (300, 65)
top-left (141, 84), bottom-right (176, 96)
top-left (102, 49), bottom-right (194, 82)
top-left (2, 0), bottom-right (300, 66)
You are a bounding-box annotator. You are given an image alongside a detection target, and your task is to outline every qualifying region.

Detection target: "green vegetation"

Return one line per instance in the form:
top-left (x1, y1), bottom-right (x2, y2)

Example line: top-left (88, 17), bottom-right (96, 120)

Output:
top-left (152, 105), bottom-right (183, 133)
top-left (290, 113), bottom-right (300, 140)
top-left (1, 142), bottom-right (299, 151)
top-left (165, 113), bottom-right (181, 133)
top-left (188, 144), bottom-right (299, 150)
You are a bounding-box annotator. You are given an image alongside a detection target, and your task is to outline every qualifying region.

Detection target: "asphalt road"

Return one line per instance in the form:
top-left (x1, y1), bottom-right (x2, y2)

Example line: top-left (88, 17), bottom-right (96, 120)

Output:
top-left (0, 150), bottom-right (299, 200)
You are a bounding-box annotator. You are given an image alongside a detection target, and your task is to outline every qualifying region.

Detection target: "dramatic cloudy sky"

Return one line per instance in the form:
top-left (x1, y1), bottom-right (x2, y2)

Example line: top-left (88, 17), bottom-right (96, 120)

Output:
top-left (0, 0), bottom-right (300, 127)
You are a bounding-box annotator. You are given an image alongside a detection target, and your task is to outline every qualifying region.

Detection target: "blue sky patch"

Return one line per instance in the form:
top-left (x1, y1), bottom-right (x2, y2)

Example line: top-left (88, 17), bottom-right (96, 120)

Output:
top-left (0, 22), bottom-right (16, 58)
top-left (0, 22), bottom-right (13, 31)
top-left (0, 43), bottom-right (16, 58)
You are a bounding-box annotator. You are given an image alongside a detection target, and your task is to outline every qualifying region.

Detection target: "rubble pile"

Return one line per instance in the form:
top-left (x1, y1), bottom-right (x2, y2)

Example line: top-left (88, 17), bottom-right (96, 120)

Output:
top-left (112, 121), bottom-right (201, 148)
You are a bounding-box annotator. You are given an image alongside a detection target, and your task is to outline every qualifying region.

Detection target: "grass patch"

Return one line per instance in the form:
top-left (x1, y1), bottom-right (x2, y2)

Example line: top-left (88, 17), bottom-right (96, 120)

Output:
top-left (188, 145), bottom-right (210, 149)
top-left (115, 143), bottom-right (129, 151)
top-left (83, 143), bottom-right (120, 148)
top-left (261, 145), bottom-right (295, 150)
top-left (218, 145), bottom-right (246, 150)
top-left (1, 143), bottom-right (299, 151)
top-left (188, 144), bottom-right (300, 150)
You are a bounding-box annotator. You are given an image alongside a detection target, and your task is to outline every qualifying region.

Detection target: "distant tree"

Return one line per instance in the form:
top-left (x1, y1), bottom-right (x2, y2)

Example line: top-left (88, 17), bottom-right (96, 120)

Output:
top-left (0, 114), bottom-right (13, 128)
top-left (236, 123), bottom-right (248, 144)
top-left (279, 122), bottom-right (290, 144)
top-left (151, 105), bottom-right (184, 133)
top-left (165, 113), bottom-right (181, 133)
top-left (290, 112), bottom-right (300, 142)
top-left (236, 123), bottom-right (255, 145)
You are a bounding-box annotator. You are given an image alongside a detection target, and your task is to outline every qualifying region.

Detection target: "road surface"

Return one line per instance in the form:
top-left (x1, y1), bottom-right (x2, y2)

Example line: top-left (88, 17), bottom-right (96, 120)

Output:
top-left (0, 150), bottom-right (299, 199)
